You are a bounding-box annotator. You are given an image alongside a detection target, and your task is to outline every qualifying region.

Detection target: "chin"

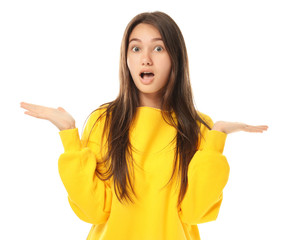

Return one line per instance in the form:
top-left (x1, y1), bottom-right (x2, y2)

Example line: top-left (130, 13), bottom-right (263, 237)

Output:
top-left (138, 88), bottom-right (163, 95)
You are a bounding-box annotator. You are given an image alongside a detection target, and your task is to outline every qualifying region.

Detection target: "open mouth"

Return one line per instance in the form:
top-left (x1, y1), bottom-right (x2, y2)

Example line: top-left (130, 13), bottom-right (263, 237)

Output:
top-left (140, 72), bottom-right (155, 78)
top-left (139, 72), bottom-right (155, 84)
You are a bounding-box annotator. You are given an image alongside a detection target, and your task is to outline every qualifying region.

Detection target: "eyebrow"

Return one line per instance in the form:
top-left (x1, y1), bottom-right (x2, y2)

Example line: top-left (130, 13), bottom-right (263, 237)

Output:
top-left (128, 38), bottom-right (163, 44)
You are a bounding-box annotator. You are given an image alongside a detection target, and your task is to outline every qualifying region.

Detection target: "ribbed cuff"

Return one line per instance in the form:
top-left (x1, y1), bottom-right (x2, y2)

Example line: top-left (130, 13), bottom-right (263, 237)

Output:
top-left (59, 128), bottom-right (82, 152)
top-left (203, 130), bottom-right (227, 153)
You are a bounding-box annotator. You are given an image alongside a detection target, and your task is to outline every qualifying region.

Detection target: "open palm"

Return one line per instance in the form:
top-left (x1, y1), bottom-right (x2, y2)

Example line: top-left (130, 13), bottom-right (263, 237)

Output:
top-left (212, 121), bottom-right (268, 134)
top-left (20, 102), bottom-right (76, 131)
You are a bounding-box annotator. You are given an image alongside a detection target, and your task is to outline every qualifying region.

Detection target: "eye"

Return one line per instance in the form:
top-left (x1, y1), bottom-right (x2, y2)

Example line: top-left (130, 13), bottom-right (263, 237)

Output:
top-left (131, 46), bottom-right (140, 52)
top-left (154, 46), bottom-right (164, 52)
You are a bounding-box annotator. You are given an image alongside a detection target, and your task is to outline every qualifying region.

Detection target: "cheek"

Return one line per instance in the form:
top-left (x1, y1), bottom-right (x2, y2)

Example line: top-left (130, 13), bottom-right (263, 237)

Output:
top-left (162, 58), bottom-right (172, 79)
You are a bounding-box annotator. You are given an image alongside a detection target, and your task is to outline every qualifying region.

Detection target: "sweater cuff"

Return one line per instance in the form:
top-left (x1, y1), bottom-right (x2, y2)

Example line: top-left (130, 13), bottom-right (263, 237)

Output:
top-left (203, 130), bottom-right (227, 154)
top-left (59, 128), bottom-right (82, 152)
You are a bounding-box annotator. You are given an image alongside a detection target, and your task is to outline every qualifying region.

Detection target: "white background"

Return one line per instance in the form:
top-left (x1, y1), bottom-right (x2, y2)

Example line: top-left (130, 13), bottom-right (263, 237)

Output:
top-left (1, 0), bottom-right (292, 239)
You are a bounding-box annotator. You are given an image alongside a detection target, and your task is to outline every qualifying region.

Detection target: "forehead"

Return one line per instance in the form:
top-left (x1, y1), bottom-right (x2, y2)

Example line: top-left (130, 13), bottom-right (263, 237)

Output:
top-left (129, 23), bottom-right (162, 42)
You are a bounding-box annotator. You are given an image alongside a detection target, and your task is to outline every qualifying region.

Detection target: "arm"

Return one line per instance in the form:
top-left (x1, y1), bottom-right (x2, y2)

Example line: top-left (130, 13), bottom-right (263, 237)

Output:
top-left (178, 114), bottom-right (230, 225)
top-left (20, 102), bottom-right (112, 224)
top-left (178, 113), bottom-right (268, 225)
top-left (58, 109), bottom-right (112, 224)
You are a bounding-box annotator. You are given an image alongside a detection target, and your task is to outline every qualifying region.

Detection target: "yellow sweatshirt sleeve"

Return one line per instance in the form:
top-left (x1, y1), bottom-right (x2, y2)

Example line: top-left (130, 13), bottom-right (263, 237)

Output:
top-left (179, 114), bottom-right (230, 225)
top-left (58, 109), bottom-right (112, 225)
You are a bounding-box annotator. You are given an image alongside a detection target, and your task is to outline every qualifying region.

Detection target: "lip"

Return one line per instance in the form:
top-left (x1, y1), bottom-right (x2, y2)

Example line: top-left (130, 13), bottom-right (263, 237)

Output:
top-left (139, 69), bottom-right (155, 85)
top-left (139, 74), bottom-right (154, 85)
top-left (139, 69), bottom-right (154, 75)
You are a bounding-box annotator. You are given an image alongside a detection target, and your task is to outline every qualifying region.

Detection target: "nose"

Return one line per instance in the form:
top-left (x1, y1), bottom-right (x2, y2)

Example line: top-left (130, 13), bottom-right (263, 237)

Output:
top-left (141, 51), bottom-right (153, 66)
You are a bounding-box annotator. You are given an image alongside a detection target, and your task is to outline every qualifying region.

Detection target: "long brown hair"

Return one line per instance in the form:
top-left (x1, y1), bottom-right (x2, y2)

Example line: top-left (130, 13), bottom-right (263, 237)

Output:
top-left (85, 11), bottom-right (212, 208)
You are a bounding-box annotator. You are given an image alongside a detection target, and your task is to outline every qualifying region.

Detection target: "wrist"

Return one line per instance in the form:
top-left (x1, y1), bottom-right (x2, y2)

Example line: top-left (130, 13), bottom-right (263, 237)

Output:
top-left (63, 120), bottom-right (76, 131)
top-left (58, 123), bottom-right (76, 131)
top-left (212, 121), bottom-right (226, 133)
top-left (212, 128), bottom-right (225, 133)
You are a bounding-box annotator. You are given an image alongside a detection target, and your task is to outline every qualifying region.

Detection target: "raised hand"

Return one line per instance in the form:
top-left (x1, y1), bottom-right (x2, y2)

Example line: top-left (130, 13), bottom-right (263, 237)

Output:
top-left (20, 102), bottom-right (76, 131)
top-left (212, 121), bottom-right (268, 134)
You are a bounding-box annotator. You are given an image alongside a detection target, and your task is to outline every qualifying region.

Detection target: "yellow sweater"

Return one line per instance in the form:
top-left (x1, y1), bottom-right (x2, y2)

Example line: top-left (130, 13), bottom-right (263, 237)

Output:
top-left (58, 106), bottom-right (230, 240)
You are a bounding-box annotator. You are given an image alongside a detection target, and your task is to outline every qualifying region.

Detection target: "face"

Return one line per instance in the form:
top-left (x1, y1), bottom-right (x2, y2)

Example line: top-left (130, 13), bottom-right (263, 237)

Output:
top-left (127, 23), bottom-right (172, 105)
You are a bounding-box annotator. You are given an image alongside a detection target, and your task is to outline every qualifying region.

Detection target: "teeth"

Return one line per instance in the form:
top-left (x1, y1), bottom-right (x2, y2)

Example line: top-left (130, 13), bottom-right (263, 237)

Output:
top-left (140, 72), bottom-right (154, 78)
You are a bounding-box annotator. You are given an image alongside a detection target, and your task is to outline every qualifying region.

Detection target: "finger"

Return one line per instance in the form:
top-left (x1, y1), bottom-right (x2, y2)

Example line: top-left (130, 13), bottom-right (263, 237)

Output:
top-left (243, 125), bottom-right (268, 133)
top-left (256, 125), bottom-right (269, 130)
top-left (20, 102), bottom-right (30, 109)
top-left (24, 111), bottom-right (43, 119)
top-left (21, 102), bottom-right (52, 116)
top-left (20, 102), bottom-right (37, 108)
top-left (20, 102), bottom-right (39, 111)
top-left (244, 124), bottom-right (268, 129)
top-left (57, 107), bottom-right (66, 112)
top-left (247, 125), bottom-right (268, 128)
top-left (245, 126), bottom-right (268, 131)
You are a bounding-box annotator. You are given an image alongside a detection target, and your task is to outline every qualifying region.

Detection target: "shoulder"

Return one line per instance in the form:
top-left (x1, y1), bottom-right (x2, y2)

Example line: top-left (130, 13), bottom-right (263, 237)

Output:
top-left (197, 111), bottom-right (214, 129)
top-left (86, 104), bottom-right (109, 128)
top-left (81, 105), bottom-right (109, 143)
top-left (87, 106), bottom-right (107, 126)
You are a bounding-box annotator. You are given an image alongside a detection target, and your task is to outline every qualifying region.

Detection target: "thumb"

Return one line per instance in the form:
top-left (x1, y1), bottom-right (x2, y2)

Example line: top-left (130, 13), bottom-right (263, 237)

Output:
top-left (57, 107), bottom-right (66, 112)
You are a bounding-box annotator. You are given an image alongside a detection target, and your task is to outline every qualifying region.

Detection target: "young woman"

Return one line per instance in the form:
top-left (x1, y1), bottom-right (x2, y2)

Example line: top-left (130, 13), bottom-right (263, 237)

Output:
top-left (20, 11), bottom-right (268, 240)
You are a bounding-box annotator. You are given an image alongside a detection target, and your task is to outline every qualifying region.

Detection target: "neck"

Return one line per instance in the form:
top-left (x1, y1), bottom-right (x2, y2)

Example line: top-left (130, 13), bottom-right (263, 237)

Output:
top-left (139, 92), bottom-right (162, 109)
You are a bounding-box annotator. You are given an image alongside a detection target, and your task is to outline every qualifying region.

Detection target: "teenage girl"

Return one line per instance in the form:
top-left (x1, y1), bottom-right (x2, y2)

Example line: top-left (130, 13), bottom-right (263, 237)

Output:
top-left (20, 11), bottom-right (268, 240)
